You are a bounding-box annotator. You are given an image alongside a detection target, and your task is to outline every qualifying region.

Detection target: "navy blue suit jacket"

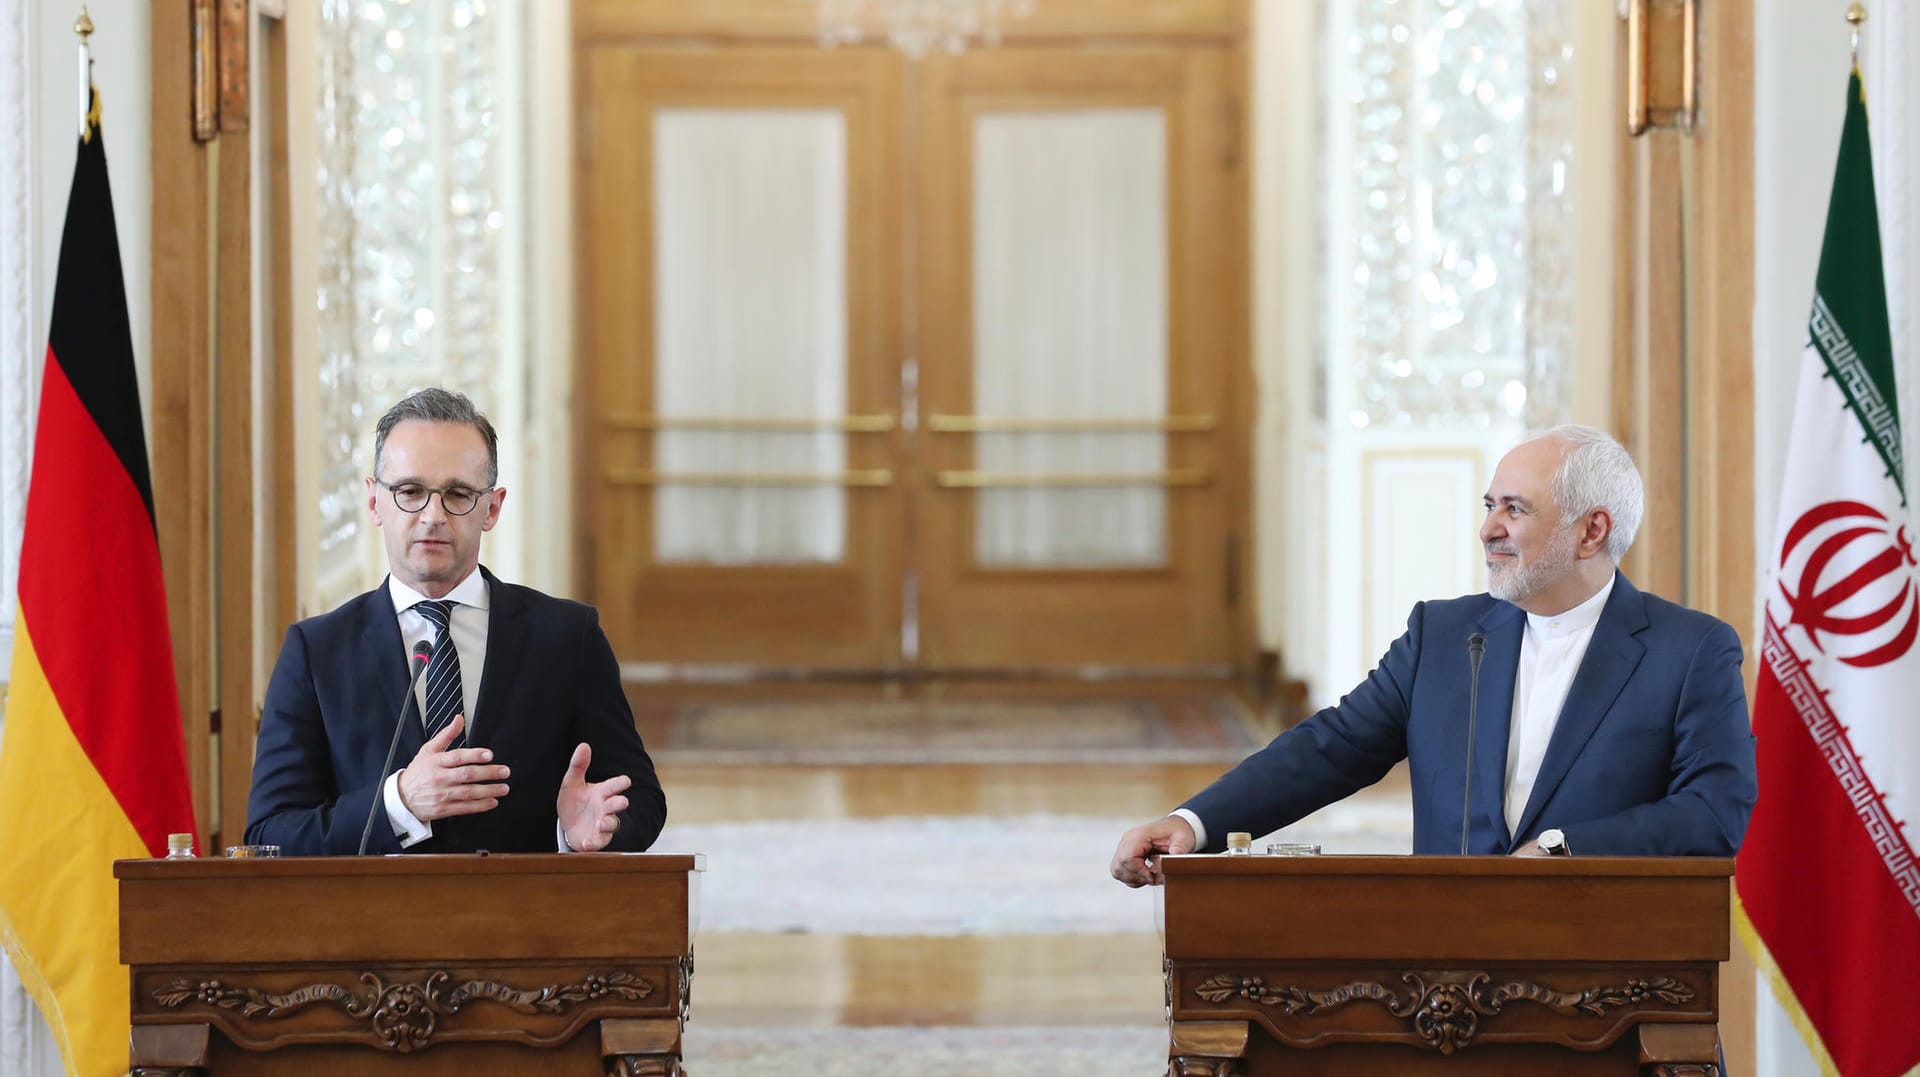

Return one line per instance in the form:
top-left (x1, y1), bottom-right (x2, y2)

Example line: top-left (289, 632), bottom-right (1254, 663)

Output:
top-left (245, 567), bottom-right (666, 855)
top-left (1184, 573), bottom-right (1757, 855)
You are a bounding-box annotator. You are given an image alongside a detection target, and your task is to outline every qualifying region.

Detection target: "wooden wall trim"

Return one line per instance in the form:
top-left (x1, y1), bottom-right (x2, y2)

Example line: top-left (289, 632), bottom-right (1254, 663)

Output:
top-left (152, 0), bottom-right (216, 842)
top-left (216, 134), bottom-right (254, 850)
top-left (152, 0), bottom-right (259, 850)
top-left (269, 17), bottom-right (297, 644)
top-left (1690, 8), bottom-right (1757, 1077)
top-left (1687, 3), bottom-right (1755, 640)
top-left (1612, 3), bottom-right (1757, 1074)
top-left (575, 0), bottom-right (1245, 42)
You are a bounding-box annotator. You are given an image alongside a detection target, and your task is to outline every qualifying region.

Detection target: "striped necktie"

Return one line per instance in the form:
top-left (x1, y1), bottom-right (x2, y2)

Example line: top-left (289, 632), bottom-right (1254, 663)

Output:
top-left (414, 600), bottom-right (465, 747)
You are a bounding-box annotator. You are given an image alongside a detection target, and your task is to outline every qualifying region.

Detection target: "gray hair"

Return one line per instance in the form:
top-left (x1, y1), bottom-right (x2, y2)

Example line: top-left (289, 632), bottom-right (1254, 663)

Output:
top-left (373, 388), bottom-right (499, 486)
top-left (1540, 424), bottom-right (1643, 561)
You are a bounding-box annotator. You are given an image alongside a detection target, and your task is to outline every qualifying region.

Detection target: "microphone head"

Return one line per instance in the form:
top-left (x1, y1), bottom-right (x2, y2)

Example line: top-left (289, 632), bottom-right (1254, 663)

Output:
top-left (411, 638), bottom-right (435, 668)
top-left (1467, 631), bottom-right (1486, 658)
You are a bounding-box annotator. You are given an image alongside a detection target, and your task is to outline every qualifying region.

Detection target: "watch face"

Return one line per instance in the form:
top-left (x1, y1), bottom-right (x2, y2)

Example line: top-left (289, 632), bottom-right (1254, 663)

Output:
top-left (1538, 829), bottom-right (1568, 855)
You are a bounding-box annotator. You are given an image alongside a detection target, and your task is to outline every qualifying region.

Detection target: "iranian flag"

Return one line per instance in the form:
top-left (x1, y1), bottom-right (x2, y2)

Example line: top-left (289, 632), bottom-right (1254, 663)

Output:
top-left (1735, 68), bottom-right (1920, 1077)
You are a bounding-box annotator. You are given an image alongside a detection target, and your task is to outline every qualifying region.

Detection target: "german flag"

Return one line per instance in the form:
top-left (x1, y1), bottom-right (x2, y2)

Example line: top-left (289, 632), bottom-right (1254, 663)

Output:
top-left (0, 97), bottom-right (196, 1077)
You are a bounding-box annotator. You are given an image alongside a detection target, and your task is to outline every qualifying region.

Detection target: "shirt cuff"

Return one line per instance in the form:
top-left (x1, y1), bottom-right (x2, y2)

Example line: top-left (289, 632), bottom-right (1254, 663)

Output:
top-left (1170, 808), bottom-right (1207, 852)
top-left (384, 773), bottom-right (433, 848)
top-left (556, 820), bottom-right (573, 853)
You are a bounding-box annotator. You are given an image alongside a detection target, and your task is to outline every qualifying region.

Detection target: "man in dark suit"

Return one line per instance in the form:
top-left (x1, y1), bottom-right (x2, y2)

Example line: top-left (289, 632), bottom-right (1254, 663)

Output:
top-left (1112, 426), bottom-right (1757, 885)
top-left (246, 389), bottom-right (665, 855)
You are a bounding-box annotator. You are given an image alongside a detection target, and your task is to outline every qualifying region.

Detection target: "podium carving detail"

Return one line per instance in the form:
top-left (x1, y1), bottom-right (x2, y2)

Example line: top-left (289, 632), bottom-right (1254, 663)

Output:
top-left (1192, 970), bottom-right (1696, 1053)
top-left (152, 968), bottom-right (656, 1051)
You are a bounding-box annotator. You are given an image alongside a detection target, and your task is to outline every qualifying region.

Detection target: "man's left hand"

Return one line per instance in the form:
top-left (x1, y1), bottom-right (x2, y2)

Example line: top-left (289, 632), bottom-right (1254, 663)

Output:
top-left (557, 743), bottom-right (631, 852)
top-left (1509, 842), bottom-right (1549, 857)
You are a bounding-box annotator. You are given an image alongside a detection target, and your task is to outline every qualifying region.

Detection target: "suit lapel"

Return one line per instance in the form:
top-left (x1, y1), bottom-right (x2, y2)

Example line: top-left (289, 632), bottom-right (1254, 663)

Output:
top-left (471, 565), bottom-right (526, 746)
top-left (1471, 602), bottom-right (1525, 847)
top-left (360, 580), bottom-right (426, 761)
top-left (1511, 573), bottom-right (1649, 840)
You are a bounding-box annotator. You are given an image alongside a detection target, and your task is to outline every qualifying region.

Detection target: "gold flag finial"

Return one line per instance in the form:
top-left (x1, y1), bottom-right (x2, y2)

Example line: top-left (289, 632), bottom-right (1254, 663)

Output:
top-left (1846, 1), bottom-right (1865, 62)
top-left (76, 6), bottom-right (98, 143)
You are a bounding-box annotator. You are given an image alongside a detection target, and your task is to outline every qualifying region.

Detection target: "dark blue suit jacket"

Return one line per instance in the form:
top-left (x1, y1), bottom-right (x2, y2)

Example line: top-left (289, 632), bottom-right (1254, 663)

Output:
top-left (245, 567), bottom-right (666, 855)
top-left (1184, 573), bottom-right (1757, 855)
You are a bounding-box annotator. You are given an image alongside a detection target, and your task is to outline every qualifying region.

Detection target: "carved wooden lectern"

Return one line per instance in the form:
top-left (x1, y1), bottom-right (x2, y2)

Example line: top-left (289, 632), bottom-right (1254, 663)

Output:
top-left (116, 853), bottom-right (703, 1076)
top-left (1160, 855), bottom-right (1730, 1077)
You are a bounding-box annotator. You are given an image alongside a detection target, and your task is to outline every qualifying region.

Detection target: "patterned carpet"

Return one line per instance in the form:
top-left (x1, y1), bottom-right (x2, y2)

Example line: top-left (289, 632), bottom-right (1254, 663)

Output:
top-left (638, 695), bottom-right (1265, 764)
top-left (652, 808), bottom-right (1414, 935)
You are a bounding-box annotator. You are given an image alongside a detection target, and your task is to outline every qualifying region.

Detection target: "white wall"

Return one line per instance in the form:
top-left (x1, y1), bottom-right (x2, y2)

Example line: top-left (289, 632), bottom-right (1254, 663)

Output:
top-left (34, 2), bottom-right (150, 388)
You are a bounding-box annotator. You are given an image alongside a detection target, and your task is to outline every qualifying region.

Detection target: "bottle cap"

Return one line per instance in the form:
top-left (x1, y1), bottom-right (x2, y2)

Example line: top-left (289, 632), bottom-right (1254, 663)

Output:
top-left (1226, 831), bottom-right (1252, 852)
top-left (166, 833), bottom-right (194, 855)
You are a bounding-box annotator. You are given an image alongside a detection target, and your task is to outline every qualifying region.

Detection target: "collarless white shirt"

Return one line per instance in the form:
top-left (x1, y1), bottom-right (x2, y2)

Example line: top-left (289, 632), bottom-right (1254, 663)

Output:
top-left (382, 567), bottom-right (491, 847)
top-left (1173, 575), bottom-right (1618, 854)
top-left (1502, 574), bottom-right (1614, 840)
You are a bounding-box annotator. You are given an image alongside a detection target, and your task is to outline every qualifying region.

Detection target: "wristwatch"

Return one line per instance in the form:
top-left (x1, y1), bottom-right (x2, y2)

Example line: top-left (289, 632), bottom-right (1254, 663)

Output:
top-left (1536, 828), bottom-right (1571, 856)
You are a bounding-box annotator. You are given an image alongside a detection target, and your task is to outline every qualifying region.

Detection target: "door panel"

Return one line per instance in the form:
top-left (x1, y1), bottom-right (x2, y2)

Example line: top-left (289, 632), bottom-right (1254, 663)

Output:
top-left (914, 48), bottom-right (1245, 670)
top-left (581, 48), bottom-right (905, 667)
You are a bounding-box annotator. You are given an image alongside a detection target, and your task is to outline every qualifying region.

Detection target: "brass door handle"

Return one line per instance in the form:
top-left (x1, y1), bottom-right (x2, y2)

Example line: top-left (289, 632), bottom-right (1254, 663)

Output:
top-left (607, 468), bottom-right (894, 487)
top-left (606, 413), bottom-right (895, 433)
top-left (933, 469), bottom-right (1211, 488)
top-left (927, 414), bottom-right (1216, 433)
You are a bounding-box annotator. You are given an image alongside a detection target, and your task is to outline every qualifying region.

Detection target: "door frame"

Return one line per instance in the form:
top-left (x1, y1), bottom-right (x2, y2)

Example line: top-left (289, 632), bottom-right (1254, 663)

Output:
top-left (570, 0), bottom-right (1257, 677)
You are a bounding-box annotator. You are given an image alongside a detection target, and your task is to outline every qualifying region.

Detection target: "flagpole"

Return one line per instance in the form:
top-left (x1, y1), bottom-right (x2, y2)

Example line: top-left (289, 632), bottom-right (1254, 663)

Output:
top-left (1847, 1), bottom-right (1865, 65)
top-left (74, 6), bottom-right (94, 143)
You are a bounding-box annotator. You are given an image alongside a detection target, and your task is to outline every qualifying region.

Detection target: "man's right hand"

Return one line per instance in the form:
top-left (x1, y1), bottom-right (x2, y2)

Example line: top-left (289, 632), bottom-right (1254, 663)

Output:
top-left (1110, 815), bottom-right (1198, 888)
top-left (397, 715), bottom-right (511, 822)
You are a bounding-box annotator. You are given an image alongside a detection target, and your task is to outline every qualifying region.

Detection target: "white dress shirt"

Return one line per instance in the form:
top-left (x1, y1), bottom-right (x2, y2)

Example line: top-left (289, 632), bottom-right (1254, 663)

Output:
top-left (381, 569), bottom-right (490, 848)
top-left (1502, 575), bottom-right (1613, 840)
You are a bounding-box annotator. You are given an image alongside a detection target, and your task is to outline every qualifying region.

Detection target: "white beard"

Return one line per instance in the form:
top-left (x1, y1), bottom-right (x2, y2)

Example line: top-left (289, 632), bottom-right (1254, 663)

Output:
top-left (1488, 524), bottom-right (1579, 604)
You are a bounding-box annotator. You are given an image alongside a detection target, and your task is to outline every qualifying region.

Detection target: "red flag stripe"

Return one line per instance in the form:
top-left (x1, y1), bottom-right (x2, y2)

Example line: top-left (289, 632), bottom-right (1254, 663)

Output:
top-left (15, 353), bottom-right (192, 856)
top-left (1736, 617), bottom-right (1920, 1077)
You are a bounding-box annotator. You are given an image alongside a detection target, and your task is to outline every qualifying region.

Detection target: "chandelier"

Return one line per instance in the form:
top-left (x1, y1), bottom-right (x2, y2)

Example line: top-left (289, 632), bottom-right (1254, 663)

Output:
top-left (815, 0), bottom-right (1037, 59)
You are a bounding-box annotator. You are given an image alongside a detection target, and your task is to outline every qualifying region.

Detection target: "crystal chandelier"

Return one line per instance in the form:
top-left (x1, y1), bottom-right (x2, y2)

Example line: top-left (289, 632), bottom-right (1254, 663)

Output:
top-left (815, 0), bottom-right (1037, 59)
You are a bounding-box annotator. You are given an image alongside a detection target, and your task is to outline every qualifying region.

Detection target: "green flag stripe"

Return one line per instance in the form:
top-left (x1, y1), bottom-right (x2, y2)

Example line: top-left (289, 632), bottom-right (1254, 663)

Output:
top-left (1811, 294), bottom-right (1904, 487)
top-left (1809, 68), bottom-right (1903, 503)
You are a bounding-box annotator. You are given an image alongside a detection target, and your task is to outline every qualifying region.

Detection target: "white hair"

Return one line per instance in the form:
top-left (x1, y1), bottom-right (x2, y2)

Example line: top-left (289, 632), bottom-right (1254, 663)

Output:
top-left (1539, 424), bottom-right (1644, 562)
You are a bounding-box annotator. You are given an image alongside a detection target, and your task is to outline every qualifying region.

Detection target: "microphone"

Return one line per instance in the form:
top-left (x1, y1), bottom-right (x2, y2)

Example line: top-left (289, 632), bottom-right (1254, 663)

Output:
top-left (357, 639), bottom-right (435, 855)
top-left (1460, 632), bottom-right (1486, 855)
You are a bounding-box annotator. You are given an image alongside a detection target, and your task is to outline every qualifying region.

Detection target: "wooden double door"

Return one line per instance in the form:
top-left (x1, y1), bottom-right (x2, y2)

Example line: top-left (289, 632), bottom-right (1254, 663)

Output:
top-left (578, 8), bottom-right (1249, 674)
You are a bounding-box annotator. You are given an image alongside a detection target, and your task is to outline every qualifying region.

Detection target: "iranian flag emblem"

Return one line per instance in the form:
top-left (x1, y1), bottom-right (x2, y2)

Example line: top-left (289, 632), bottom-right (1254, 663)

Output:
top-left (1735, 68), bottom-right (1920, 1077)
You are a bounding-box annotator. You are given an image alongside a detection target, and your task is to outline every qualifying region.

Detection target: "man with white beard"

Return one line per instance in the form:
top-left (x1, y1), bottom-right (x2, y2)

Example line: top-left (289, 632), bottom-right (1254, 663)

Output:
top-left (1112, 425), bottom-right (1758, 885)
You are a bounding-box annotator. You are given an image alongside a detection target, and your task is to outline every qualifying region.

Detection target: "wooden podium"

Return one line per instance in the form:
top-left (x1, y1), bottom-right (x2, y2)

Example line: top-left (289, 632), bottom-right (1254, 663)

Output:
top-left (1159, 855), bottom-right (1730, 1077)
top-left (116, 853), bottom-right (703, 1076)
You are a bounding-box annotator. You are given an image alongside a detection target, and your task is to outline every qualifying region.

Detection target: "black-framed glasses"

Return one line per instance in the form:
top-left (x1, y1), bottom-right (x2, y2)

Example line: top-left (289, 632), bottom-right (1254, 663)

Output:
top-left (375, 478), bottom-right (494, 516)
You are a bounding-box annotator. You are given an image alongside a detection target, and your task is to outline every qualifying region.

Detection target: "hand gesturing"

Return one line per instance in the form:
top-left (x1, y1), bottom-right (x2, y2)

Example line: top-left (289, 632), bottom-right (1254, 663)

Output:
top-left (556, 743), bottom-right (631, 852)
top-left (396, 715), bottom-right (510, 822)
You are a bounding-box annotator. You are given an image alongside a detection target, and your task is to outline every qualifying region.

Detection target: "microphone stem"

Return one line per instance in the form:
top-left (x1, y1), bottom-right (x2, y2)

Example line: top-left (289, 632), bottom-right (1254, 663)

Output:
top-left (1461, 636), bottom-right (1485, 856)
top-left (358, 649), bottom-right (434, 856)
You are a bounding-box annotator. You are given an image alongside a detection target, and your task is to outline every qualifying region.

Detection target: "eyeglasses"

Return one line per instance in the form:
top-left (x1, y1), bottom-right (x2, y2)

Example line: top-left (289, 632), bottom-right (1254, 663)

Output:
top-left (375, 479), bottom-right (494, 516)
